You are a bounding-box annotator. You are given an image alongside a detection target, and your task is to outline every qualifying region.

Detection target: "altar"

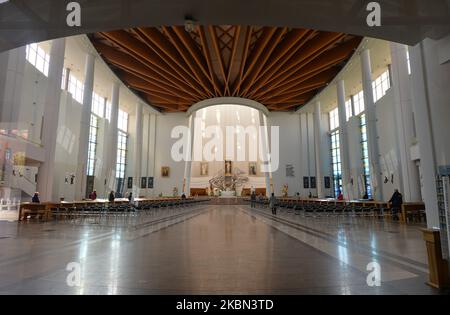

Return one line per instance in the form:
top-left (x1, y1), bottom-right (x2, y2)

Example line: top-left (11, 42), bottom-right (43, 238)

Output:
top-left (220, 190), bottom-right (235, 198)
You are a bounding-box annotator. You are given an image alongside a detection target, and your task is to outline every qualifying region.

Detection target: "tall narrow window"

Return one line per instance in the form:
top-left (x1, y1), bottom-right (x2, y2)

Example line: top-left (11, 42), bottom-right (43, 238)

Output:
top-left (360, 114), bottom-right (372, 198)
top-left (329, 107), bottom-right (339, 130)
top-left (25, 43), bottom-right (50, 76)
top-left (67, 74), bottom-right (84, 104)
top-left (116, 109), bottom-right (129, 183)
top-left (406, 47), bottom-right (412, 75)
top-left (345, 99), bottom-right (353, 121)
top-left (330, 130), bottom-right (342, 197)
top-left (87, 114), bottom-right (98, 176)
top-left (91, 93), bottom-right (105, 118)
top-left (105, 101), bottom-right (112, 122)
top-left (353, 90), bottom-right (365, 116)
top-left (372, 69), bottom-right (391, 103)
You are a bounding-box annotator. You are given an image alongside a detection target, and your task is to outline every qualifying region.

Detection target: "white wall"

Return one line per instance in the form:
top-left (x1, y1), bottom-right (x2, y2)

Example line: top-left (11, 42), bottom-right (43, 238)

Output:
top-left (153, 113), bottom-right (188, 197)
top-left (375, 89), bottom-right (401, 201)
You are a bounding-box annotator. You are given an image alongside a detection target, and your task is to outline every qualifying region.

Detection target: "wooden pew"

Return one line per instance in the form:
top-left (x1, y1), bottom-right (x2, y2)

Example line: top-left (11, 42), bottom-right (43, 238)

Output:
top-left (400, 202), bottom-right (426, 223)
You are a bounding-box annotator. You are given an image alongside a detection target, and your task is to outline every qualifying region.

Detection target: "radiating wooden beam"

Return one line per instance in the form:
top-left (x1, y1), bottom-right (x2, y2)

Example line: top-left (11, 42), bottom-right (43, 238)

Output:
top-left (172, 26), bottom-right (216, 88)
top-left (161, 26), bottom-right (214, 97)
top-left (132, 27), bottom-right (205, 93)
top-left (241, 27), bottom-right (278, 83)
top-left (225, 25), bottom-right (241, 96)
top-left (257, 68), bottom-right (339, 100)
top-left (251, 37), bottom-right (359, 99)
top-left (246, 30), bottom-right (317, 98)
top-left (248, 32), bottom-right (344, 100)
top-left (198, 26), bottom-right (222, 95)
top-left (208, 25), bottom-right (229, 94)
top-left (240, 27), bottom-right (287, 97)
top-left (232, 26), bottom-right (253, 96)
top-left (99, 31), bottom-right (205, 99)
top-left (253, 28), bottom-right (310, 83)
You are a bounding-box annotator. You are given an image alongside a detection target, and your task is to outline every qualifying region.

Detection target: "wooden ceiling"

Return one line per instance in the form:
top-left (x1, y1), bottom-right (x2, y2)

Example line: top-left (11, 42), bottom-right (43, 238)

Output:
top-left (90, 26), bottom-right (361, 112)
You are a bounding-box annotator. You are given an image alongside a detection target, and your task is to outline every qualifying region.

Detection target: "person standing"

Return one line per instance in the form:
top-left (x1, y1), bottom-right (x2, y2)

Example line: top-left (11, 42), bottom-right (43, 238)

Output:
top-left (337, 190), bottom-right (344, 201)
top-left (250, 191), bottom-right (256, 208)
top-left (389, 189), bottom-right (403, 221)
top-left (269, 193), bottom-right (277, 215)
top-left (32, 192), bottom-right (40, 203)
top-left (108, 191), bottom-right (115, 203)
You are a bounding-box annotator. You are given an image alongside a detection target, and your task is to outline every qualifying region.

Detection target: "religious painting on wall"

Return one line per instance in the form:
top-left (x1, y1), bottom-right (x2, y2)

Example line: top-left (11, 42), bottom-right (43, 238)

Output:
top-left (127, 177), bottom-right (133, 189)
top-left (303, 176), bottom-right (310, 189)
top-left (225, 160), bottom-right (232, 175)
top-left (200, 163), bottom-right (209, 176)
top-left (310, 176), bottom-right (316, 189)
top-left (161, 167), bottom-right (170, 177)
top-left (324, 176), bottom-right (331, 189)
top-left (286, 164), bottom-right (295, 177)
top-left (248, 162), bottom-right (257, 176)
top-left (141, 177), bottom-right (147, 189)
top-left (148, 177), bottom-right (154, 189)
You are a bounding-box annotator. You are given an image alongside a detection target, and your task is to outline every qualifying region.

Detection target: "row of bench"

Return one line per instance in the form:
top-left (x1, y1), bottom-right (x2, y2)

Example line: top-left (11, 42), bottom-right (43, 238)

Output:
top-left (246, 198), bottom-right (393, 218)
top-left (21, 198), bottom-right (211, 222)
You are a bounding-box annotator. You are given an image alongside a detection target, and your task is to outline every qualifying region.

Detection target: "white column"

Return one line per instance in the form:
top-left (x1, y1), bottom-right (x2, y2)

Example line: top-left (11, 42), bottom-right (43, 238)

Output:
top-left (183, 113), bottom-right (196, 196)
top-left (259, 111), bottom-right (272, 197)
top-left (360, 49), bottom-right (382, 201)
top-left (0, 46), bottom-right (26, 128)
top-left (106, 82), bottom-right (120, 194)
top-left (63, 67), bottom-right (70, 91)
top-left (37, 38), bottom-right (66, 202)
top-left (148, 114), bottom-right (157, 196)
top-left (409, 42), bottom-right (439, 228)
top-left (390, 43), bottom-right (422, 202)
top-left (75, 53), bottom-right (95, 200)
top-left (336, 79), bottom-right (351, 199)
top-left (133, 102), bottom-right (143, 197)
top-left (313, 101), bottom-right (324, 198)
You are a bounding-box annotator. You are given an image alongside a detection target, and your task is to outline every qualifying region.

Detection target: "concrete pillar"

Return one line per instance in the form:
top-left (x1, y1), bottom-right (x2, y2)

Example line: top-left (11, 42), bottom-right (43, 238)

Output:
top-left (259, 111), bottom-right (272, 197)
top-left (148, 114), bottom-right (157, 196)
top-left (63, 67), bottom-right (70, 91)
top-left (390, 42), bottom-right (422, 202)
top-left (336, 79), bottom-right (351, 199)
top-left (106, 82), bottom-right (120, 194)
top-left (133, 102), bottom-right (143, 197)
top-left (183, 113), bottom-right (196, 196)
top-left (409, 42), bottom-right (439, 228)
top-left (36, 38), bottom-right (66, 202)
top-left (0, 46), bottom-right (26, 129)
top-left (360, 49), bottom-right (382, 201)
top-left (314, 101), bottom-right (324, 198)
top-left (75, 53), bottom-right (95, 200)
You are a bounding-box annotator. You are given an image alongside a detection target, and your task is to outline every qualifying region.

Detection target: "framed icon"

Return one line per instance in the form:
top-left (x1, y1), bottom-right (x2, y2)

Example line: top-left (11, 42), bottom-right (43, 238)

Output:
top-left (141, 177), bottom-right (147, 189)
top-left (200, 162), bottom-right (209, 176)
top-left (225, 160), bottom-right (232, 175)
top-left (248, 162), bottom-right (257, 176)
top-left (127, 177), bottom-right (133, 189)
top-left (303, 176), bottom-right (310, 189)
top-left (148, 177), bottom-right (154, 189)
top-left (324, 176), bottom-right (331, 189)
top-left (161, 166), bottom-right (170, 177)
top-left (310, 176), bottom-right (316, 189)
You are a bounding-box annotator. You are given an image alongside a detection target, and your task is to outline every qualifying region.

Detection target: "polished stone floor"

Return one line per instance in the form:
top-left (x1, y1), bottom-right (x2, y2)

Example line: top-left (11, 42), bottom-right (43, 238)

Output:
top-left (0, 204), bottom-right (444, 295)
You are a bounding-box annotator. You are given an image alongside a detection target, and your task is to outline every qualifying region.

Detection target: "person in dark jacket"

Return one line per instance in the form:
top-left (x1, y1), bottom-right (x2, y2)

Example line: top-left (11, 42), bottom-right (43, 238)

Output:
top-left (32, 192), bottom-right (40, 203)
top-left (389, 189), bottom-right (403, 221)
top-left (250, 191), bottom-right (256, 208)
top-left (269, 193), bottom-right (277, 215)
top-left (108, 191), bottom-right (115, 203)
